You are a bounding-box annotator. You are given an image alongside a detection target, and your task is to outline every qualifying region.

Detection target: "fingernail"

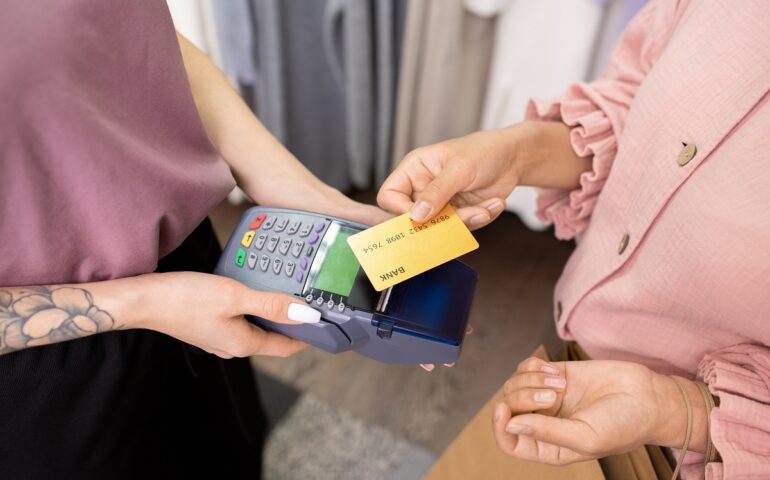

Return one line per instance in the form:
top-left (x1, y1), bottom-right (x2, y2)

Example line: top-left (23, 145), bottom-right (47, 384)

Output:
top-left (420, 363), bottom-right (435, 372)
top-left (411, 201), bottom-right (432, 221)
top-left (466, 325), bottom-right (474, 334)
top-left (544, 377), bottom-right (566, 388)
top-left (541, 363), bottom-right (559, 375)
top-left (487, 200), bottom-right (505, 216)
top-left (287, 303), bottom-right (320, 323)
top-left (506, 423), bottom-right (532, 435)
top-left (469, 213), bottom-right (490, 228)
top-left (443, 362), bottom-right (455, 367)
top-left (534, 390), bottom-right (557, 403)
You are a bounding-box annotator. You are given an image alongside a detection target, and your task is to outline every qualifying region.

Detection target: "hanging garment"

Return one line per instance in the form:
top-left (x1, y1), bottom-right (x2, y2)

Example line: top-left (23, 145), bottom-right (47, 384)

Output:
top-left (212, 0), bottom-right (348, 190)
top-left (375, 0), bottom-right (408, 185)
top-left (323, 0), bottom-right (406, 187)
top-left (587, 0), bottom-right (648, 79)
top-left (477, 0), bottom-right (646, 230)
top-left (391, 0), bottom-right (497, 170)
top-left (166, 0), bottom-right (223, 65)
top-left (212, 0), bottom-right (405, 190)
top-left (323, 0), bottom-right (374, 188)
top-left (476, 0), bottom-right (603, 230)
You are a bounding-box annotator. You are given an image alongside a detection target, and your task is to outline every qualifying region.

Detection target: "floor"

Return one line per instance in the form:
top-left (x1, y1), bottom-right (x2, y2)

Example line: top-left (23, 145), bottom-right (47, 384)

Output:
top-left (209, 191), bottom-right (574, 477)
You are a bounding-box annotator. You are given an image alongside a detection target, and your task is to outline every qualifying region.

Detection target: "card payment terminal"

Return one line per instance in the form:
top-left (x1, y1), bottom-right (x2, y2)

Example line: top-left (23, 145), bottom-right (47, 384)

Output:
top-left (214, 207), bottom-right (477, 364)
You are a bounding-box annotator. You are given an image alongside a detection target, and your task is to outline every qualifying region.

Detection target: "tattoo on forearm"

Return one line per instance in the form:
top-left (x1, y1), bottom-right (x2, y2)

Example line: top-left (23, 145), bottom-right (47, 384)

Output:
top-left (0, 287), bottom-right (115, 354)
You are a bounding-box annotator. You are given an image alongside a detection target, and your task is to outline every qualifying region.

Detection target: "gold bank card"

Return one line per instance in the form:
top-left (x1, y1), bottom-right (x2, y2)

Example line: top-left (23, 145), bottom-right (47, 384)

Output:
top-left (347, 204), bottom-right (479, 291)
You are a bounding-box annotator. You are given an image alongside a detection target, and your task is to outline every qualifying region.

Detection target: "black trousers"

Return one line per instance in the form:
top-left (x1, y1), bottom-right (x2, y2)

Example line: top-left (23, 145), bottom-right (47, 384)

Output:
top-left (0, 219), bottom-right (268, 479)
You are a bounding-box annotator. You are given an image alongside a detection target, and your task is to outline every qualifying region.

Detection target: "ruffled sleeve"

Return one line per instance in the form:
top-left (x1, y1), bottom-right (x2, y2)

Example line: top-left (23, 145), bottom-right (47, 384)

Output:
top-left (691, 344), bottom-right (770, 479)
top-left (524, 0), bottom-right (682, 240)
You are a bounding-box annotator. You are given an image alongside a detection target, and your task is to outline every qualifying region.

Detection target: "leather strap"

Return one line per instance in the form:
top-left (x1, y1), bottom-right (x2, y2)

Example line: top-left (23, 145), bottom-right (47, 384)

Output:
top-left (695, 380), bottom-right (717, 464)
top-left (670, 376), bottom-right (694, 480)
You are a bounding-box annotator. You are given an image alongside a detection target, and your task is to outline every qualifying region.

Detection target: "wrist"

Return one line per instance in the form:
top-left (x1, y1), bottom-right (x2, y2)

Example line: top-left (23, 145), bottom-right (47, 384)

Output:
top-left (503, 120), bottom-right (591, 190)
top-left (651, 373), bottom-right (708, 453)
top-left (92, 274), bottom-right (157, 331)
top-left (497, 122), bottom-right (534, 184)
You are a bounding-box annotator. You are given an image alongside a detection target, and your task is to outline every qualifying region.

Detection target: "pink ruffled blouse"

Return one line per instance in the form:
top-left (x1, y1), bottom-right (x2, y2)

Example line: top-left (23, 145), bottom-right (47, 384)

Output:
top-left (526, 0), bottom-right (770, 478)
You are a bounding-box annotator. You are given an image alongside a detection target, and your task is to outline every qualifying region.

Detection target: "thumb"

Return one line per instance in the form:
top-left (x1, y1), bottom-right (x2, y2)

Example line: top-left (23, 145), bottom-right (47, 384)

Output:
top-left (410, 162), bottom-right (470, 222)
top-left (506, 414), bottom-right (601, 455)
top-left (239, 289), bottom-right (321, 326)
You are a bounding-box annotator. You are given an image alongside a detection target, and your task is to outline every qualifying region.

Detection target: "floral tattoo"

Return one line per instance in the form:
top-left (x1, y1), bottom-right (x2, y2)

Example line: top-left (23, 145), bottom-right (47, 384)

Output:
top-left (0, 287), bottom-right (115, 354)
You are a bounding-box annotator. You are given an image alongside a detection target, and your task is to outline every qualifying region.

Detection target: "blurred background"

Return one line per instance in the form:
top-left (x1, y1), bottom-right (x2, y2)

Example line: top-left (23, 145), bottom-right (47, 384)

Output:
top-left (167, 1), bottom-right (645, 478)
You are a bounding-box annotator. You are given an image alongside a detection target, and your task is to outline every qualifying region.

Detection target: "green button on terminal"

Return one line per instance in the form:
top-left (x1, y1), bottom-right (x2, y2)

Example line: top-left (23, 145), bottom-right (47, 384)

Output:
top-left (235, 247), bottom-right (247, 267)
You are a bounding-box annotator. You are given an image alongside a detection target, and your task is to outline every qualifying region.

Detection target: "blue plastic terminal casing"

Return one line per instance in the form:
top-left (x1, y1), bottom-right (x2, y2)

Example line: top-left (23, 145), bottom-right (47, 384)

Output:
top-left (214, 206), bottom-right (478, 364)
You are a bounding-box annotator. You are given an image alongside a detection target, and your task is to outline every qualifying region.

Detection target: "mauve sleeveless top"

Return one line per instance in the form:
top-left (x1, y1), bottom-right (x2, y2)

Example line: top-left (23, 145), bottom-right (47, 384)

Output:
top-left (0, 1), bottom-right (235, 286)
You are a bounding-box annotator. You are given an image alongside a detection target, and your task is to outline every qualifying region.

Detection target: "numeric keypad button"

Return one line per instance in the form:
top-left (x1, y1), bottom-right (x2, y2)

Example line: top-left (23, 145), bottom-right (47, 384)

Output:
top-left (267, 236), bottom-right (278, 252)
top-left (279, 238), bottom-right (292, 255)
top-left (275, 217), bottom-right (288, 232)
top-left (299, 223), bottom-right (313, 237)
top-left (259, 255), bottom-right (270, 272)
top-left (291, 240), bottom-right (305, 258)
top-left (254, 233), bottom-right (267, 250)
top-left (262, 216), bottom-right (276, 230)
top-left (272, 258), bottom-right (283, 274)
top-left (285, 260), bottom-right (296, 277)
top-left (287, 221), bottom-right (301, 235)
top-left (247, 251), bottom-right (258, 269)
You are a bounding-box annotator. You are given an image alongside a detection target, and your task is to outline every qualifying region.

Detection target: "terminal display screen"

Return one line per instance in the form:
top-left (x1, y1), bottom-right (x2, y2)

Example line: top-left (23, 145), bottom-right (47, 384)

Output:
top-left (307, 223), bottom-right (380, 310)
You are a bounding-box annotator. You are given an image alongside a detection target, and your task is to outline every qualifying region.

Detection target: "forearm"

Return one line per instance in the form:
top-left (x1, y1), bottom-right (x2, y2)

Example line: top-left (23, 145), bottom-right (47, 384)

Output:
top-left (503, 121), bottom-right (593, 191)
top-left (0, 277), bottom-right (151, 355)
top-left (176, 33), bottom-right (333, 208)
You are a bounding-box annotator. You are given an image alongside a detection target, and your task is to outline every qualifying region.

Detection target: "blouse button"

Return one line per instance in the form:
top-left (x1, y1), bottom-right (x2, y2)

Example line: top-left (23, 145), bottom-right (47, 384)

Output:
top-left (618, 233), bottom-right (630, 254)
top-left (677, 143), bottom-right (697, 166)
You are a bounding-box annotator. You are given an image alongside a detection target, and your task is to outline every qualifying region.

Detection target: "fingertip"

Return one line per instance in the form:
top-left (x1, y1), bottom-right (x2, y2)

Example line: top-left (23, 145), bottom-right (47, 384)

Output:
top-left (377, 188), bottom-right (414, 216)
top-left (533, 389), bottom-right (557, 404)
top-left (287, 303), bottom-right (320, 324)
top-left (506, 422), bottom-right (533, 436)
top-left (517, 356), bottom-right (560, 375)
top-left (493, 402), bottom-right (509, 426)
top-left (468, 212), bottom-right (491, 229)
top-left (541, 363), bottom-right (560, 375)
top-left (484, 198), bottom-right (506, 217)
top-left (410, 201), bottom-right (433, 222)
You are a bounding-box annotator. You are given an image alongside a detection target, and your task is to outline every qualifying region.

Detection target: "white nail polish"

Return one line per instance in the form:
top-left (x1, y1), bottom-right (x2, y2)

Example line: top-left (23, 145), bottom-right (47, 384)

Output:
top-left (288, 303), bottom-right (320, 323)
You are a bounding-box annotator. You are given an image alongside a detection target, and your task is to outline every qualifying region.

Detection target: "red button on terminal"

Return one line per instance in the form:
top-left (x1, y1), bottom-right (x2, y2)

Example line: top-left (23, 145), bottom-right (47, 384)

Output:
top-left (250, 213), bottom-right (267, 229)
